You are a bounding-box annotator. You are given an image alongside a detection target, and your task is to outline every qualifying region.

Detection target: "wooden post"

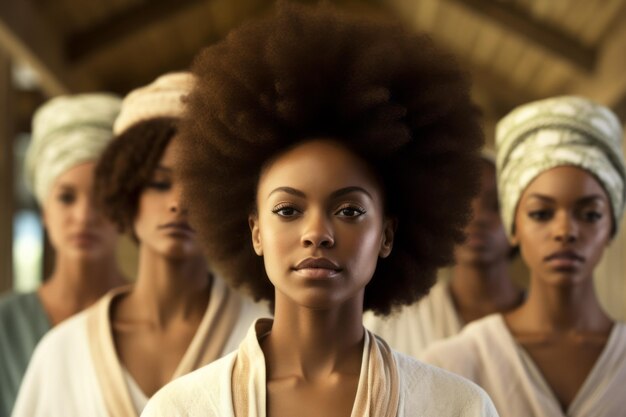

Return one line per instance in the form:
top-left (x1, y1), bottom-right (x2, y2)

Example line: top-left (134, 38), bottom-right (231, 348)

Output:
top-left (0, 49), bottom-right (14, 292)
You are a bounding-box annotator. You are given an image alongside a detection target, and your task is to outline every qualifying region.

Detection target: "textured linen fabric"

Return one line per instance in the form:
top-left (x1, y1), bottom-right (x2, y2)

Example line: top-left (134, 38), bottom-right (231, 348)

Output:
top-left (0, 292), bottom-right (50, 417)
top-left (421, 314), bottom-right (626, 417)
top-left (24, 93), bottom-right (121, 204)
top-left (364, 280), bottom-right (462, 358)
top-left (113, 72), bottom-right (195, 135)
top-left (141, 319), bottom-right (499, 417)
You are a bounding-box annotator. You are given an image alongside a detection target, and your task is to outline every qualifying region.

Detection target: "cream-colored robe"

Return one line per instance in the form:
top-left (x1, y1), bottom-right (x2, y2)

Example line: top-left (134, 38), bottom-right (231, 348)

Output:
top-left (141, 319), bottom-right (499, 417)
top-left (363, 280), bottom-right (462, 358)
top-left (421, 314), bottom-right (626, 417)
top-left (11, 277), bottom-right (269, 417)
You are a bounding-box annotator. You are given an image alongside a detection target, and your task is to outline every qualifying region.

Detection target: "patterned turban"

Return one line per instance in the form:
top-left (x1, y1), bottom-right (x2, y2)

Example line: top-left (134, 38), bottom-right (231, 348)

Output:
top-left (113, 72), bottom-right (195, 135)
top-left (25, 93), bottom-right (121, 205)
top-left (496, 96), bottom-right (626, 239)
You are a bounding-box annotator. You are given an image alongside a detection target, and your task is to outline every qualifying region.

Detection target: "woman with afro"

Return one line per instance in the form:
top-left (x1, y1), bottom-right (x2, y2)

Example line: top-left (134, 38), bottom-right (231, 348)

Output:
top-left (143, 4), bottom-right (498, 417)
top-left (12, 73), bottom-right (268, 417)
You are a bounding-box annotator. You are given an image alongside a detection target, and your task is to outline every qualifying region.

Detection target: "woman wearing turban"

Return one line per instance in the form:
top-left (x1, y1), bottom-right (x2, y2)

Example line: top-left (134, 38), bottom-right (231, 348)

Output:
top-left (11, 72), bottom-right (268, 417)
top-left (0, 94), bottom-right (127, 417)
top-left (422, 96), bottom-right (626, 417)
top-left (142, 4), bottom-right (497, 416)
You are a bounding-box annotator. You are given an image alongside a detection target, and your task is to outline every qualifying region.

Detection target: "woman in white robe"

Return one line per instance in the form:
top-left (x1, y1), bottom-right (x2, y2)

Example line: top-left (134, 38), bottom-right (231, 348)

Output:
top-left (142, 4), bottom-right (498, 416)
top-left (422, 96), bottom-right (626, 417)
top-left (364, 152), bottom-right (523, 357)
top-left (12, 73), bottom-right (268, 417)
top-left (1, 94), bottom-right (126, 417)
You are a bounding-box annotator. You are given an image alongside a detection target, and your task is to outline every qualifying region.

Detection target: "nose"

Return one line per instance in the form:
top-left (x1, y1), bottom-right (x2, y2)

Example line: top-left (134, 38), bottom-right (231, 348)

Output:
top-left (169, 183), bottom-right (188, 214)
top-left (553, 211), bottom-right (577, 243)
top-left (74, 194), bottom-right (99, 225)
top-left (301, 210), bottom-right (335, 249)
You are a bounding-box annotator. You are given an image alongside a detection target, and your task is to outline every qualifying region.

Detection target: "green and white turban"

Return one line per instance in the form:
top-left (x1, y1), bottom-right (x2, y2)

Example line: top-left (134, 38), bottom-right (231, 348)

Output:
top-left (496, 96), bottom-right (626, 240)
top-left (25, 93), bottom-right (121, 205)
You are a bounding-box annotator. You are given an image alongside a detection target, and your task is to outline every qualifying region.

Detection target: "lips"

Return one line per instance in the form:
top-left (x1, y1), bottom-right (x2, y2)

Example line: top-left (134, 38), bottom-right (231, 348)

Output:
top-left (69, 232), bottom-right (99, 246)
top-left (544, 250), bottom-right (584, 262)
top-left (159, 221), bottom-right (195, 233)
top-left (544, 250), bottom-right (584, 270)
top-left (293, 257), bottom-right (342, 279)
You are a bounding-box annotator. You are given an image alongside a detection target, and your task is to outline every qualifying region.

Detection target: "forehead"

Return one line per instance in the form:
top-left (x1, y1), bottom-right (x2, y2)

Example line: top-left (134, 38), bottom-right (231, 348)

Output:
top-left (257, 139), bottom-right (382, 198)
top-left (158, 135), bottom-right (179, 166)
top-left (520, 165), bottom-right (610, 204)
top-left (52, 161), bottom-right (96, 188)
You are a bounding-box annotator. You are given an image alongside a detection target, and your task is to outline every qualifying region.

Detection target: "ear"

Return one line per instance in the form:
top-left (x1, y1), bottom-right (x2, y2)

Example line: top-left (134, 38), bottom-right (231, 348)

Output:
top-left (379, 217), bottom-right (397, 259)
top-left (248, 213), bottom-right (263, 256)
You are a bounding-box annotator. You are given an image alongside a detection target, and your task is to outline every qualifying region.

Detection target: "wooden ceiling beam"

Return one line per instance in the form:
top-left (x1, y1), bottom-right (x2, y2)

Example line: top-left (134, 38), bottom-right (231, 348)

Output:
top-left (0, 0), bottom-right (87, 96)
top-left (65, 0), bottom-right (208, 63)
top-left (470, 63), bottom-right (538, 119)
top-left (446, 0), bottom-right (596, 73)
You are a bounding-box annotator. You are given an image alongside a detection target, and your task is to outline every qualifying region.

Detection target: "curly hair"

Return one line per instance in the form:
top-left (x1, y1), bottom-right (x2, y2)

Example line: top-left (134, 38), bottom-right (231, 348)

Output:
top-left (178, 3), bottom-right (484, 315)
top-left (94, 118), bottom-right (177, 234)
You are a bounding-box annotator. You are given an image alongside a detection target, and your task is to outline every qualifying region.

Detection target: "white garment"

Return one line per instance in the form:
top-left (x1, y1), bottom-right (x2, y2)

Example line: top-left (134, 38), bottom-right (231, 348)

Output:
top-left (421, 314), bottom-right (626, 417)
top-left (141, 319), bottom-right (498, 417)
top-left (12, 277), bottom-right (269, 417)
top-left (364, 280), bottom-right (462, 357)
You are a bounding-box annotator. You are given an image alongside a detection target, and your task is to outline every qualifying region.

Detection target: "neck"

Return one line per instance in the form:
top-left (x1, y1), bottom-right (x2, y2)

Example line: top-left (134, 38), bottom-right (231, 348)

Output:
top-left (512, 272), bottom-right (612, 332)
top-left (42, 254), bottom-right (126, 312)
top-left (450, 259), bottom-right (521, 312)
top-left (264, 293), bottom-right (365, 381)
top-left (126, 245), bottom-right (211, 326)
top-left (42, 253), bottom-right (126, 313)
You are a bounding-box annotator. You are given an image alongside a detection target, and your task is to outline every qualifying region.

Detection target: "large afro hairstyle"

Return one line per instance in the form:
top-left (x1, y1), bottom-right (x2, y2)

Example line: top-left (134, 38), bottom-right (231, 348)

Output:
top-left (178, 2), bottom-right (484, 315)
top-left (94, 118), bottom-right (177, 234)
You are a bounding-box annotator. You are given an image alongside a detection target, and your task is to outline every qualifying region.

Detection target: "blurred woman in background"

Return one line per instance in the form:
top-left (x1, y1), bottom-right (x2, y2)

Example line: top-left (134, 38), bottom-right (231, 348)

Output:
top-left (0, 93), bottom-right (126, 417)
top-left (365, 150), bottom-right (524, 357)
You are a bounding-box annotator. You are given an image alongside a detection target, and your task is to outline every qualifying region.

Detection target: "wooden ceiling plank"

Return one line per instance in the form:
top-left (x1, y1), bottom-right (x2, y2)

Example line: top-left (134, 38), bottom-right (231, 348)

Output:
top-left (0, 0), bottom-right (84, 96)
top-left (510, 46), bottom-right (543, 93)
top-left (581, 0), bottom-right (626, 44)
top-left (446, 0), bottom-right (597, 73)
top-left (65, 0), bottom-right (208, 63)
top-left (470, 17), bottom-right (502, 65)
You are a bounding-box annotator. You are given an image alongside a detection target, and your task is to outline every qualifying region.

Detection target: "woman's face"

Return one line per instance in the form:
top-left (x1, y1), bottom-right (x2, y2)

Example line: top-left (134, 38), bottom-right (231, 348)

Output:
top-left (455, 160), bottom-right (511, 266)
top-left (250, 139), bottom-right (394, 310)
top-left (43, 162), bottom-right (118, 261)
top-left (134, 138), bottom-right (204, 260)
top-left (513, 166), bottom-right (612, 287)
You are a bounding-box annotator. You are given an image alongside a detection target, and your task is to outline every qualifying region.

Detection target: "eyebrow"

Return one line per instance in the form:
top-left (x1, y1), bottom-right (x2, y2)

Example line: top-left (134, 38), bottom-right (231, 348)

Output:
top-left (527, 193), bottom-right (607, 204)
top-left (268, 186), bottom-right (373, 200)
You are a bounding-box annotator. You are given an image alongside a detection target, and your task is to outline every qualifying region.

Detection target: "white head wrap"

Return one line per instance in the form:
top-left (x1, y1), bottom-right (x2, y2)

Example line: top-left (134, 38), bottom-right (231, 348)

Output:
top-left (496, 96), bottom-right (626, 240)
top-left (25, 93), bottom-right (122, 204)
top-left (113, 72), bottom-right (195, 135)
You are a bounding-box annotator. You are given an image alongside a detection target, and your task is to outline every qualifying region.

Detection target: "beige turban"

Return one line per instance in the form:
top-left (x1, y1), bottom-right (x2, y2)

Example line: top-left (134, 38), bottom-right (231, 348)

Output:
top-left (496, 96), bottom-right (626, 240)
top-left (25, 93), bottom-right (122, 205)
top-left (113, 72), bottom-right (195, 135)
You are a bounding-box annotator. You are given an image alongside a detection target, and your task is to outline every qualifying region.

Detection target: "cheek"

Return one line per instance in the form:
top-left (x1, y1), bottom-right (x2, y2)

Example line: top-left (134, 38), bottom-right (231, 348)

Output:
top-left (341, 223), bottom-right (383, 274)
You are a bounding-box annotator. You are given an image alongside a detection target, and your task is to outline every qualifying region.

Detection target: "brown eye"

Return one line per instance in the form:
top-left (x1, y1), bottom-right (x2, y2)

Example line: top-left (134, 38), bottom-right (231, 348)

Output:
top-left (528, 209), bottom-right (551, 221)
top-left (272, 204), bottom-right (300, 218)
top-left (58, 192), bottom-right (76, 205)
top-left (335, 205), bottom-right (366, 218)
top-left (583, 211), bottom-right (602, 222)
